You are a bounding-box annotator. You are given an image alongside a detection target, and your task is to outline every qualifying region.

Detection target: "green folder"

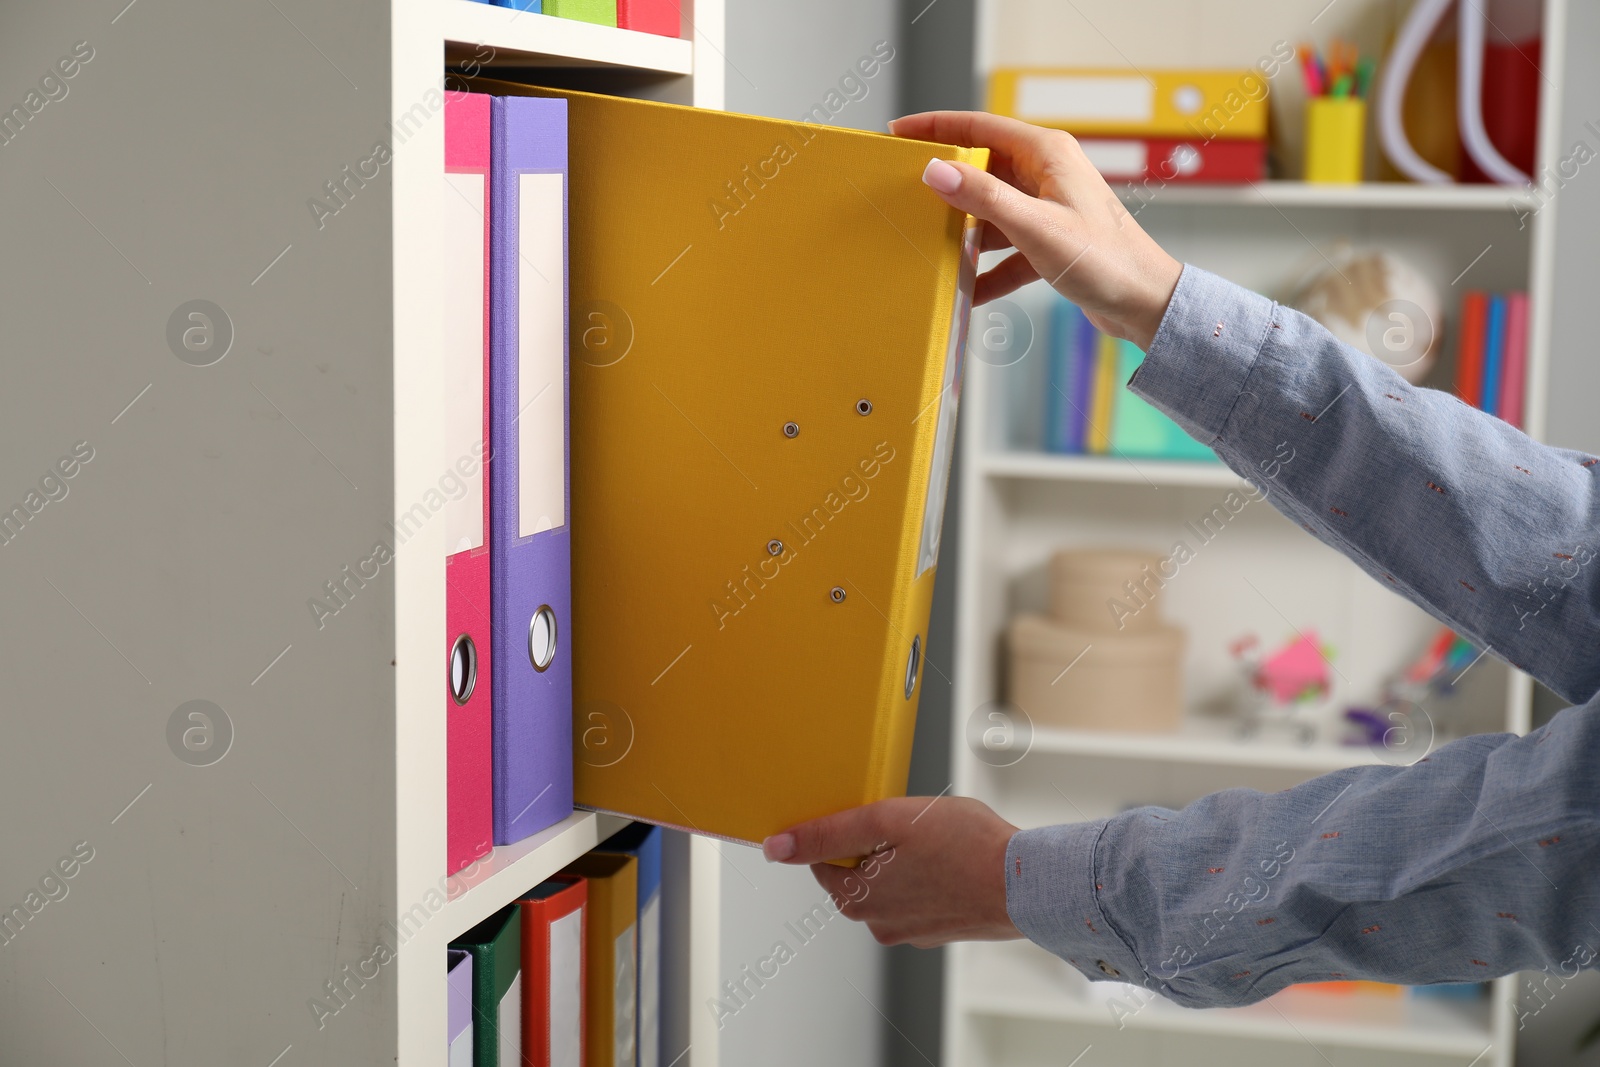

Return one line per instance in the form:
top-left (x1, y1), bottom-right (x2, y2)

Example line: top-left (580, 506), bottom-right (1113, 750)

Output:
top-left (1110, 338), bottom-right (1216, 461)
top-left (545, 0), bottom-right (618, 26)
top-left (450, 904), bottom-right (523, 1067)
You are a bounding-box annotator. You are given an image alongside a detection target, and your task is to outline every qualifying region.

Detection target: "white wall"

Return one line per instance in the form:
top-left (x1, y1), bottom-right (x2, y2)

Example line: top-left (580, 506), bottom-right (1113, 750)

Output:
top-left (716, 4), bottom-right (902, 1065)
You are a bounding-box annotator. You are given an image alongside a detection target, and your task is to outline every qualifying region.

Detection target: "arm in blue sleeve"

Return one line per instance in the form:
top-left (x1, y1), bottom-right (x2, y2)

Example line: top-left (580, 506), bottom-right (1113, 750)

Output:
top-left (1129, 265), bottom-right (1600, 705)
top-left (1004, 265), bottom-right (1600, 1009)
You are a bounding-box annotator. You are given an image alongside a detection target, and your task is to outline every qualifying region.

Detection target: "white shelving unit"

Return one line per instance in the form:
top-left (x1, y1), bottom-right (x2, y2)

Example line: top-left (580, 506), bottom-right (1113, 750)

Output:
top-left (0, 2), bottom-right (722, 1064)
top-left (945, 1), bottom-right (1579, 1065)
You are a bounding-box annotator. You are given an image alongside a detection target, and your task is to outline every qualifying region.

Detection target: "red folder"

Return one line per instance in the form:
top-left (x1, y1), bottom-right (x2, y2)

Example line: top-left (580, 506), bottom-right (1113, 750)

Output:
top-left (617, 0), bottom-right (679, 37)
top-left (1079, 136), bottom-right (1265, 184)
top-left (519, 876), bottom-right (588, 1067)
top-left (1456, 291), bottom-right (1488, 408)
top-left (444, 91), bottom-right (494, 874)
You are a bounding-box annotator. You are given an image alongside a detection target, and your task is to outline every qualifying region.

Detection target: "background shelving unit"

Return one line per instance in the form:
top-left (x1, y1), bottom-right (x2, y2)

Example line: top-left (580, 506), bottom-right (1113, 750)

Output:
top-left (945, 1), bottom-right (1580, 1065)
top-left (0, 2), bottom-right (722, 1064)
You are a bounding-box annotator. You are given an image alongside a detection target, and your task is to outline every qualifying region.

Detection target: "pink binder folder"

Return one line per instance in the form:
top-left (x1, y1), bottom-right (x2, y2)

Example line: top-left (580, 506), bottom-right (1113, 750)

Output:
top-left (444, 90), bottom-right (495, 873)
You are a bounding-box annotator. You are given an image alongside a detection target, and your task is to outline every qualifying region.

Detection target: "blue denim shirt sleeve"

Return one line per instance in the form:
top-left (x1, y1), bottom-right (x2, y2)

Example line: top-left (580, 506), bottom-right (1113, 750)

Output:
top-left (1004, 264), bottom-right (1600, 1010)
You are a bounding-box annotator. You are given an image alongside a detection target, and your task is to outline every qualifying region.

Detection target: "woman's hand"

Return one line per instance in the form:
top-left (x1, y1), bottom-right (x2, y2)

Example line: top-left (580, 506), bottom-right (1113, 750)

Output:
top-left (890, 110), bottom-right (1183, 351)
top-left (762, 796), bottom-right (1022, 948)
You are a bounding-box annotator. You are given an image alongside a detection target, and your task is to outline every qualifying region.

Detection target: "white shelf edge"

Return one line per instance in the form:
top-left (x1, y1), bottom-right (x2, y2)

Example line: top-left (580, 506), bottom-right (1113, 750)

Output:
top-left (432, 809), bottom-right (633, 941)
top-left (1019, 724), bottom-right (1390, 772)
top-left (958, 990), bottom-right (1495, 1057)
top-left (1116, 179), bottom-right (1536, 213)
top-left (443, 0), bottom-right (694, 75)
top-left (981, 450), bottom-right (1245, 489)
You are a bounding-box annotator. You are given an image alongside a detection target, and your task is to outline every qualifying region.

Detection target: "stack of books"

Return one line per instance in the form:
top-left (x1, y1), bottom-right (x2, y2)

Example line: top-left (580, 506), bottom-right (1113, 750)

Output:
top-left (1455, 291), bottom-right (1529, 425)
top-left (1042, 298), bottom-right (1216, 462)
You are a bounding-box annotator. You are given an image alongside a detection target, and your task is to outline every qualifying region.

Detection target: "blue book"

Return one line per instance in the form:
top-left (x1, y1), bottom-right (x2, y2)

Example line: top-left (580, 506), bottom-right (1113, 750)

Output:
top-left (1481, 294), bottom-right (1507, 417)
top-left (1070, 312), bottom-right (1098, 451)
top-left (1046, 300), bottom-right (1082, 452)
top-left (600, 823), bottom-right (663, 1067)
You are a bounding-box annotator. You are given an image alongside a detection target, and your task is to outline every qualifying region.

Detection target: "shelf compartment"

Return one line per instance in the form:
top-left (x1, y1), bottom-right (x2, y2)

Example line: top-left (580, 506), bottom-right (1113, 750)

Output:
top-left (982, 450), bottom-right (1244, 489)
top-left (438, 809), bottom-right (632, 939)
top-left (443, 0), bottom-right (694, 74)
top-left (1116, 180), bottom-right (1536, 213)
top-left (962, 987), bottom-right (1494, 1058)
top-left (1020, 721), bottom-right (1393, 772)
top-left (955, 942), bottom-right (1494, 1057)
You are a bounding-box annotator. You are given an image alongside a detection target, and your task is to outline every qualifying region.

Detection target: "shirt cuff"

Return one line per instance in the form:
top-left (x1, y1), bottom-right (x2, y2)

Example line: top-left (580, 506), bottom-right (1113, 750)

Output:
top-left (1005, 821), bottom-right (1148, 988)
top-left (1129, 263), bottom-right (1279, 445)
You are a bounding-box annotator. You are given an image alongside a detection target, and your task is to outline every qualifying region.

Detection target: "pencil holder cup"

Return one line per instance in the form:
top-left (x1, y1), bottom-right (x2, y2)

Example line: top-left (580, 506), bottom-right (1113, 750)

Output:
top-left (1304, 97), bottom-right (1366, 183)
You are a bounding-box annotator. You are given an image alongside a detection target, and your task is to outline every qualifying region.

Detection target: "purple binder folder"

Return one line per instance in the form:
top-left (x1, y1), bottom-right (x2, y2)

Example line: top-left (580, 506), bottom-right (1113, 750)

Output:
top-left (447, 949), bottom-right (473, 1061)
top-left (490, 95), bottom-right (574, 845)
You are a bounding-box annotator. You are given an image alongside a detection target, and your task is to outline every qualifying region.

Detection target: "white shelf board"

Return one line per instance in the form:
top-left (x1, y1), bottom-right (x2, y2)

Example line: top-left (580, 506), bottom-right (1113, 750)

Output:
top-left (1023, 722), bottom-right (1392, 772)
top-left (437, 809), bottom-right (632, 937)
top-left (981, 450), bottom-right (1245, 489)
top-left (443, 0), bottom-right (693, 74)
top-left (1116, 179), bottom-right (1535, 212)
top-left (961, 984), bottom-right (1494, 1057)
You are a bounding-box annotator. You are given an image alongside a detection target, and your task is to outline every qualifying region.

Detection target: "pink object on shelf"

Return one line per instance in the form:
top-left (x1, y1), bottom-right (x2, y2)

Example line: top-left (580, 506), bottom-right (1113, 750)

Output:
top-left (1256, 631), bottom-right (1332, 704)
top-left (1500, 291), bottom-right (1529, 428)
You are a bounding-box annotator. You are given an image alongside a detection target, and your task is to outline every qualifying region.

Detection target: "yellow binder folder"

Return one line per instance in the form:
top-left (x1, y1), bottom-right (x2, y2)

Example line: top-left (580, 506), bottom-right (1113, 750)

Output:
top-left (476, 81), bottom-right (985, 848)
top-left (989, 68), bottom-right (1270, 140)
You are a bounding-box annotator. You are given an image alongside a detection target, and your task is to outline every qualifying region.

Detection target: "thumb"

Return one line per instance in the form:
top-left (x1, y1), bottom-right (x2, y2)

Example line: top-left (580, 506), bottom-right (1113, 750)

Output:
top-left (920, 157), bottom-right (1050, 253)
top-left (764, 803), bottom-right (892, 866)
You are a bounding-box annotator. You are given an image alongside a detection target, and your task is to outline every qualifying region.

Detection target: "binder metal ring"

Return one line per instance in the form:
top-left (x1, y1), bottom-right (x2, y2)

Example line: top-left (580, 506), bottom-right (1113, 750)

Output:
top-left (449, 633), bottom-right (478, 706)
top-left (528, 605), bottom-right (558, 673)
top-left (904, 635), bottom-right (921, 699)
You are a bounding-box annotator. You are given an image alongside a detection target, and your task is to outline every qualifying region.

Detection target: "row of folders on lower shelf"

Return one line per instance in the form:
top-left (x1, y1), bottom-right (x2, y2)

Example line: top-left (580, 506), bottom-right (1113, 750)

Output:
top-left (449, 824), bottom-right (661, 1067)
top-left (1035, 298), bottom-right (1217, 463)
top-left (462, 0), bottom-right (680, 36)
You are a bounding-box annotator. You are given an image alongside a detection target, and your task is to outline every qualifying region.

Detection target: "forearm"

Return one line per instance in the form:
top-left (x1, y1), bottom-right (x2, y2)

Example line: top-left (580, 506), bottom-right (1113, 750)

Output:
top-left (1131, 265), bottom-right (1600, 704)
top-left (1007, 699), bottom-right (1600, 1008)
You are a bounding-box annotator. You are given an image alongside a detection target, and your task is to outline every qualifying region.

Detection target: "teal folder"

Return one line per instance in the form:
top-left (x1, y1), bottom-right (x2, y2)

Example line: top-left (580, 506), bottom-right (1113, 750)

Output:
top-left (1110, 339), bottom-right (1215, 461)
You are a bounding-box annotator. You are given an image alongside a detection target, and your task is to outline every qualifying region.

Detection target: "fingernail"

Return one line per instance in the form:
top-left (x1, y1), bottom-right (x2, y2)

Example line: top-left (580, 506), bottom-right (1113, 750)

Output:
top-left (762, 833), bottom-right (796, 862)
top-left (886, 118), bottom-right (900, 134)
top-left (922, 157), bottom-right (962, 195)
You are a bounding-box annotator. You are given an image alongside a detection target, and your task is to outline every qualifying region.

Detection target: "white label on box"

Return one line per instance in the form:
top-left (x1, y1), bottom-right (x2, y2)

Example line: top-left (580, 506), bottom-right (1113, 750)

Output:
top-left (1080, 139), bottom-right (1148, 179)
top-left (1015, 75), bottom-right (1154, 123)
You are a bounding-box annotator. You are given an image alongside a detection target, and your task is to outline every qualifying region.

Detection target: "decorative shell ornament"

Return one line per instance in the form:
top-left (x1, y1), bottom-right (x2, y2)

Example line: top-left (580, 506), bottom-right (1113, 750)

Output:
top-left (1287, 247), bottom-right (1441, 384)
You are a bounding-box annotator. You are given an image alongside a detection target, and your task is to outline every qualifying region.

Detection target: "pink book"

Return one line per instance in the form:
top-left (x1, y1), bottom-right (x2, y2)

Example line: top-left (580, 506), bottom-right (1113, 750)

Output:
top-left (444, 92), bottom-right (495, 873)
top-left (1499, 292), bottom-right (1529, 428)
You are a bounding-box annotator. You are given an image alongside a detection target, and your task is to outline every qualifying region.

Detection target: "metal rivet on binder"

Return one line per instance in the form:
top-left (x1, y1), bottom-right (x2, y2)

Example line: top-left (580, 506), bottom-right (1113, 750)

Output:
top-left (783, 421), bottom-right (799, 438)
top-left (856, 399), bottom-right (873, 416)
top-left (767, 539), bottom-right (784, 556)
top-left (830, 587), bottom-right (846, 603)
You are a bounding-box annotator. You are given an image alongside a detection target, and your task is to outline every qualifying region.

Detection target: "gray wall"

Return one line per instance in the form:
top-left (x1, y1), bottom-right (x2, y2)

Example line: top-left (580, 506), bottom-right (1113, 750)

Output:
top-left (719, 8), bottom-right (904, 1067)
top-left (0, 2), bottom-right (399, 1064)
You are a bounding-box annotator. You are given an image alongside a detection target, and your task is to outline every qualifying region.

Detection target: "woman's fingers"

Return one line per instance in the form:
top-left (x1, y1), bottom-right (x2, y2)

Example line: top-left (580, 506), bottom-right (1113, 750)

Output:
top-left (890, 110), bottom-right (1063, 167)
top-left (979, 220), bottom-right (1015, 253)
top-left (975, 251), bottom-right (1041, 305)
top-left (920, 158), bottom-right (1055, 254)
